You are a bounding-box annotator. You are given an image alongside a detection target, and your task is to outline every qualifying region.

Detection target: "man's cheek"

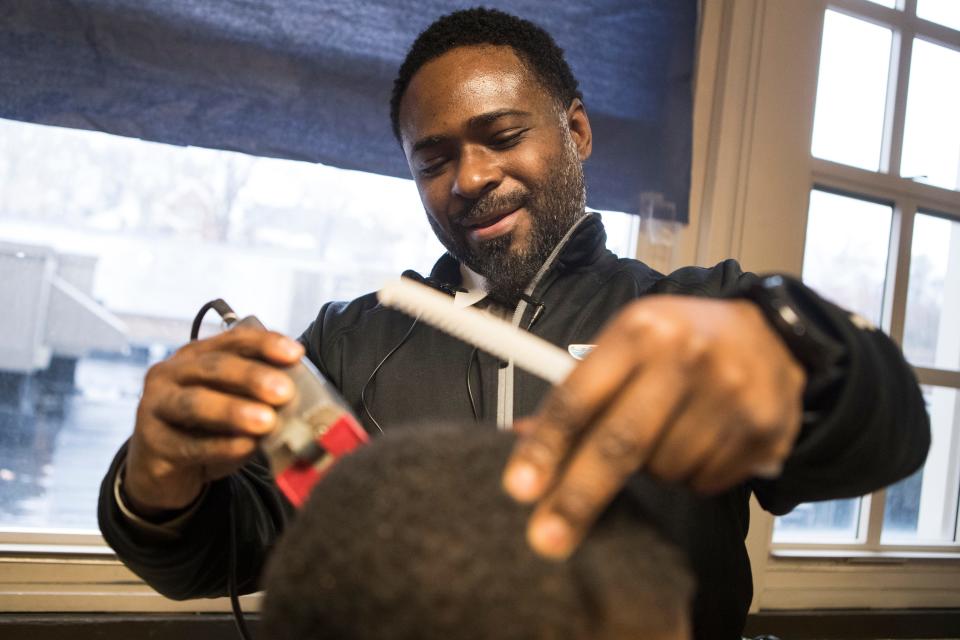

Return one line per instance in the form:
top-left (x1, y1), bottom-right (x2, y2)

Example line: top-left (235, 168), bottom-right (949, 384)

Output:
top-left (509, 212), bottom-right (535, 252)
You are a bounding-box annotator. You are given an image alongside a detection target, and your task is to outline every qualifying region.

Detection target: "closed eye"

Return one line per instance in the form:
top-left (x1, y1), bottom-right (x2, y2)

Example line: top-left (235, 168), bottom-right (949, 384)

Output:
top-left (418, 157), bottom-right (448, 177)
top-left (490, 129), bottom-right (527, 150)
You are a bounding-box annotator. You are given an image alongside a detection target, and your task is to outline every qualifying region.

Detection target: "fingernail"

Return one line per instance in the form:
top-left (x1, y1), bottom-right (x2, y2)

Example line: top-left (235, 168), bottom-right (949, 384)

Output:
top-left (280, 339), bottom-right (304, 359)
top-left (245, 405), bottom-right (275, 428)
top-left (504, 463), bottom-right (541, 502)
top-left (267, 375), bottom-right (294, 398)
top-left (530, 514), bottom-right (572, 559)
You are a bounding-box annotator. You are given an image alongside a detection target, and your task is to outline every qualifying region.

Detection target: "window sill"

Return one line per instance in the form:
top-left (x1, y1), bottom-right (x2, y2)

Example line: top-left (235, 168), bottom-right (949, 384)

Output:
top-left (771, 548), bottom-right (960, 563)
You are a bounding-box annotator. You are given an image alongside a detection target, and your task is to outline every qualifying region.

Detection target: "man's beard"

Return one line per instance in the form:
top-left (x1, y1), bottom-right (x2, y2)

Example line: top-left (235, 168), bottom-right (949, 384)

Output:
top-left (428, 142), bottom-right (586, 307)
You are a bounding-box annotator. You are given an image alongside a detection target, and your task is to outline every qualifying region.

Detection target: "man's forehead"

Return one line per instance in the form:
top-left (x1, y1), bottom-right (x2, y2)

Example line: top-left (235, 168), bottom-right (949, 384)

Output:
top-left (399, 45), bottom-right (549, 143)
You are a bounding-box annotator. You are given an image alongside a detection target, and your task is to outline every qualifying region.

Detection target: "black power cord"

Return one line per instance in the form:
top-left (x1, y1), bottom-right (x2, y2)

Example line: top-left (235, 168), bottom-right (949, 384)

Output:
top-left (359, 316), bottom-right (419, 434)
top-left (190, 298), bottom-right (237, 340)
top-left (466, 346), bottom-right (480, 422)
top-left (190, 299), bottom-right (251, 640)
top-left (228, 483), bottom-right (253, 640)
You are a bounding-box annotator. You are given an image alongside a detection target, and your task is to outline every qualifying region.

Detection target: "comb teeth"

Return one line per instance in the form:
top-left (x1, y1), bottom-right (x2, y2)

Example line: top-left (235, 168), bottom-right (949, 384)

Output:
top-left (377, 278), bottom-right (575, 385)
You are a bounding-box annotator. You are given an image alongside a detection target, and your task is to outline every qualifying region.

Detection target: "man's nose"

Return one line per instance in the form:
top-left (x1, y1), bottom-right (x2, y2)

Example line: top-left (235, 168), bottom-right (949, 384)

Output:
top-left (452, 147), bottom-right (502, 200)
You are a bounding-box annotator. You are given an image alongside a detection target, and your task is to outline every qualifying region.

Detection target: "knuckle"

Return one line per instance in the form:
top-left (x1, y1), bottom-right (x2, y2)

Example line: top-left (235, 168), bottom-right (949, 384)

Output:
top-left (649, 456), bottom-right (682, 482)
top-left (233, 326), bottom-right (265, 346)
top-left (199, 351), bottom-right (225, 375)
top-left (176, 388), bottom-right (200, 422)
top-left (678, 332), bottom-right (709, 366)
top-left (232, 438), bottom-right (257, 459)
top-left (517, 434), bottom-right (565, 469)
top-left (552, 486), bottom-right (599, 525)
top-left (175, 439), bottom-right (202, 467)
top-left (789, 363), bottom-right (807, 390)
top-left (227, 402), bottom-right (250, 429)
top-left (540, 387), bottom-right (587, 435)
top-left (594, 423), bottom-right (645, 472)
top-left (745, 401), bottom-right (785, 440)
top-left (143, 361), bottom-right (168, 387)
top-left (647, 317), bottom-right (684, 346)
top-left (620, 301), bottom-right (655, 338)
top-left (715, 362), bottom-right (749, 395)
top-left (175, 340), bottom-right (200, 358)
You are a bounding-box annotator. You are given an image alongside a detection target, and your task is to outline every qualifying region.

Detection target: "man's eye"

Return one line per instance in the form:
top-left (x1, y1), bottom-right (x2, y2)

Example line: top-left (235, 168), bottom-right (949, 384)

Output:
top-left (491, 131), bottom-right (524, 149)
top-left (419, 159), bottom-right (447, 177)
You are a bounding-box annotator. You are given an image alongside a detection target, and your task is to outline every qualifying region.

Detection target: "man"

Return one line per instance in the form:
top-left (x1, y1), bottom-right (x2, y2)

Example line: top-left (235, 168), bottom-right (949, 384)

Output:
top-left (98, 8), bottom-right (930, 639)
top-left (261, 426), bottom-right (695, 640)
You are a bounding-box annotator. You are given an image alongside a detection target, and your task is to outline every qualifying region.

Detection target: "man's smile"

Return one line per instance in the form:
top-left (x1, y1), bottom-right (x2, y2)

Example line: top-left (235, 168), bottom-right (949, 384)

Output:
top-left (464, 207), bottom-right (524, 242)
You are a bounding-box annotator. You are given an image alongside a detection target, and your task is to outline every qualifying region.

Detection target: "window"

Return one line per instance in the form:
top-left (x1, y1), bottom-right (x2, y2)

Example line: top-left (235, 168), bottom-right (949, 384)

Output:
top-left (0, 118), bottom-right (640, 539)
top-left (770, 1), bottom-right (960, 554)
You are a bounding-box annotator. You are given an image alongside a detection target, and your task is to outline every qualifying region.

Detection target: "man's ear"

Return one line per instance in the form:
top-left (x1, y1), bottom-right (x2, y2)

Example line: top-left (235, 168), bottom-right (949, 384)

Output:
top-left (566, 98), bottom-right (592, 162)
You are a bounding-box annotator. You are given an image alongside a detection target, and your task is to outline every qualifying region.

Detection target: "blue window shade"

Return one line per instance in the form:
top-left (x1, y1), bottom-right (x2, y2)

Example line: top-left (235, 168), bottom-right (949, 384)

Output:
top-left (0, 0), bottom-right (696, 220)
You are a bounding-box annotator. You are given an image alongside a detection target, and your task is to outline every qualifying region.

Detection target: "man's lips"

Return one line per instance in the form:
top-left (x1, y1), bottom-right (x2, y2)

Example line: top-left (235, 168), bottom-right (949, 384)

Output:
top-left (463, 208), bottom-right (523, 242)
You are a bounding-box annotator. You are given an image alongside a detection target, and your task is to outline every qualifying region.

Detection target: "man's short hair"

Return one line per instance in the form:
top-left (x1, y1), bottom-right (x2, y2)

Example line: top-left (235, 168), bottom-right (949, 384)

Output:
top-left (389, 7), bottom-right (583, 140)
top-left (261, 426), bottom-right (694, 640)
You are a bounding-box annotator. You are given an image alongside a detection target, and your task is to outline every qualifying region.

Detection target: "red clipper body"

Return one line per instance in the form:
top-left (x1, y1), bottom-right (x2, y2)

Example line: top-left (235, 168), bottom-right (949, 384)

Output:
top-left (234, 316), bottom-right (369, 507)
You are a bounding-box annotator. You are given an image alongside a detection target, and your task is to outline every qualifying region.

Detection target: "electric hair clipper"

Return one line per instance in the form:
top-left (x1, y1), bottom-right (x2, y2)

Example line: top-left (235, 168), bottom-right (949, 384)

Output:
top-left (192, 301), bottom-right (369, 507)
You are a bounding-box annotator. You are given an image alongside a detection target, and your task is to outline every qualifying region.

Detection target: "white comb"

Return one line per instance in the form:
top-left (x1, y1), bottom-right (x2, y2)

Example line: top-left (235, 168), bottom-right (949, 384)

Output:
top-left (377, 277), bottom-right (575, 384)
top-left (378, 278), bottom-right (783, 480)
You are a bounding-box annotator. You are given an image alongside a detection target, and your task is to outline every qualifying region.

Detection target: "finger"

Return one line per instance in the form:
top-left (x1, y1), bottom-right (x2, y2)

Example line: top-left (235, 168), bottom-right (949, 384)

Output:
top-left (174, 351), bottom-right (296, 405)
top-left (525, 365), bottom-right (689, 559)
top-left (153, 385), bottom-right (278, 436)
top-left (185, 327), bottom-right (304, 366)
top-left (688, 434), bottom-right (763, 495)
top-left (504, 301), bottom-right (703, 503)
top-left (144, 417), bottom-right (261, 470)
top-left (503, 330), bottom-right (648, 503)
top-left (689, 385), bottom-right (803, 493)
top-left (644, 392), bottom-right (729, 484)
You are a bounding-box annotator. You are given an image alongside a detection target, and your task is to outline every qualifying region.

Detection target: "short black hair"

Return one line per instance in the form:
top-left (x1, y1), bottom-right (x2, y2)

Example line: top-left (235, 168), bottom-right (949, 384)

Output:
top-left (261, 426), bottom-right (694, 640)
top-left (389, 7), bottom-right (583, 141)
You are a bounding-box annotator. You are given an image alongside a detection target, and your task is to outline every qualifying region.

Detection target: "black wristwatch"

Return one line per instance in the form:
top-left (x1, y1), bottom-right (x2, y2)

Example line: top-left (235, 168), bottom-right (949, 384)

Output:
top-left (733, 275), bottom-right (843, 376)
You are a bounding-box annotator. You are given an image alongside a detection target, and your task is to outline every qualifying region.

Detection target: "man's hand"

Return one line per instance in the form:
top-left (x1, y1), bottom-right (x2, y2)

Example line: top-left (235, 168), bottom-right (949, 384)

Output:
top-left (123, 328), bottom-right (304, 517)
top-left (502, 295), bottom-right (806, 559)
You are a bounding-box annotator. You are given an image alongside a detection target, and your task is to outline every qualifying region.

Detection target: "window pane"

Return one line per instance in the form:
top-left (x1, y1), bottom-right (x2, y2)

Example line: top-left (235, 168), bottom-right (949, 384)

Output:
top-left (864, 0), bottom-right (897, 8)
top-left (0, 120), bottom-right (435, 532)
top-left (902, 212), bottom-right (960, 370)
top-left (882, 385), bottom-right (960, 543)
top-left (0, 118), bottom-right (641, 533)
top-left (774, 190), bottom-right (893, 543)
top-left (917, 0), bottom-right (960, 32)
top-left (900, 39), bottom-right (960, 191)
top-left (774, 497), bottom-right (863, 543)
top-left (801, 190), bottom-right (893, 325)
top-left (811, 11), bottom-right (893, 171)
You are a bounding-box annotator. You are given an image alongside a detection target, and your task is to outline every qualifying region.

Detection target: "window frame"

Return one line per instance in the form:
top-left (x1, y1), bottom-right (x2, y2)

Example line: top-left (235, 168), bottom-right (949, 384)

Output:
top-left (3, 0), bottom-right (959, 615)
top-left (691, 0), bottom-right (960, 611)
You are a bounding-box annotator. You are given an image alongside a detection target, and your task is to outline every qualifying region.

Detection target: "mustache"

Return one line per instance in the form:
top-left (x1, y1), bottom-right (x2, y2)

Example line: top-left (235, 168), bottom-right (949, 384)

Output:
top-left (454, 189), bottom-right (529, 227)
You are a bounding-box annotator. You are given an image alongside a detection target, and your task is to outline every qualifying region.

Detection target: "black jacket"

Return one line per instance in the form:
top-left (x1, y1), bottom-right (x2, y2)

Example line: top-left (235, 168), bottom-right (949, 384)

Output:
top-left (98, 214), bottom-right (930, 639)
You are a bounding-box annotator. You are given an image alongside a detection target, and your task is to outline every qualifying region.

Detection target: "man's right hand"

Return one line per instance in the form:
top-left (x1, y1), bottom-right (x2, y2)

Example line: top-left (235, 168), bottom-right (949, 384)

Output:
top-left (122, 328), bottom-right (305, 518)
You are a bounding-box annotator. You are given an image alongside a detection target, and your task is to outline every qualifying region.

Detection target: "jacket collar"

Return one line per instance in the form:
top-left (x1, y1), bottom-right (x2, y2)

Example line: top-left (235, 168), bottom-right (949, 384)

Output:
top-left (428, 211), bottom-right (610, 287)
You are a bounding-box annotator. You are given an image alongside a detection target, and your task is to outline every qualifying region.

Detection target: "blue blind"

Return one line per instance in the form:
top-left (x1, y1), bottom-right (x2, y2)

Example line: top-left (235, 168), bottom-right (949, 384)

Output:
top-left (0, 0), bottom-right (696, 220)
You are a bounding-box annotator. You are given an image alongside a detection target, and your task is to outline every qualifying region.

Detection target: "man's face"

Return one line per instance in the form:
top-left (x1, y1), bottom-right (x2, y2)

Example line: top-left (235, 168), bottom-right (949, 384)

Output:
top-left (397, 45), bottom-right (592, 304)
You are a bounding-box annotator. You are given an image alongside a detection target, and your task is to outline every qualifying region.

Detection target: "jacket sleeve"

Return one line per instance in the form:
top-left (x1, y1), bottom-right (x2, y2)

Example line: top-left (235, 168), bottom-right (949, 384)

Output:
top-left (97, 442), bottom-right (292, 599)
top-left (95, 307), bottom-right (342, 599)
top-left (660, 259), bottom-right (930, 515)
top-left (745, 274), bottom-right (931, 515)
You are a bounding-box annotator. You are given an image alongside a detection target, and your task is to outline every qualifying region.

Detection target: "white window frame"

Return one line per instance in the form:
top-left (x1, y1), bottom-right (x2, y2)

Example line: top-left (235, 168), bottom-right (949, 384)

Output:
top-left (689, 0), bottom-right (960, 611)
top-left (3, 0), bottom-right (959, 615)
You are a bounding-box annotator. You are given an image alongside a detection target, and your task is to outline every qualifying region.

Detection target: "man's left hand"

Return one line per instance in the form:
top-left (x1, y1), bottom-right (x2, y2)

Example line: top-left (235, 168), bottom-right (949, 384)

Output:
top-left (502, 295), bottom-right (806, 559)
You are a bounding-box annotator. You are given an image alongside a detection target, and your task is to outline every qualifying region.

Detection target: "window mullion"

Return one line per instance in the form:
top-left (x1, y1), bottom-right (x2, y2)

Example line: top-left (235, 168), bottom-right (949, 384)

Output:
top-left (865, 489), bottom-right (889, 548)
top-left (884, 19), bottom-right (913, 177)
top-left (915, 367), bottom-right (960, 388)
top-left (883, 200), bottom-right (916, 343)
